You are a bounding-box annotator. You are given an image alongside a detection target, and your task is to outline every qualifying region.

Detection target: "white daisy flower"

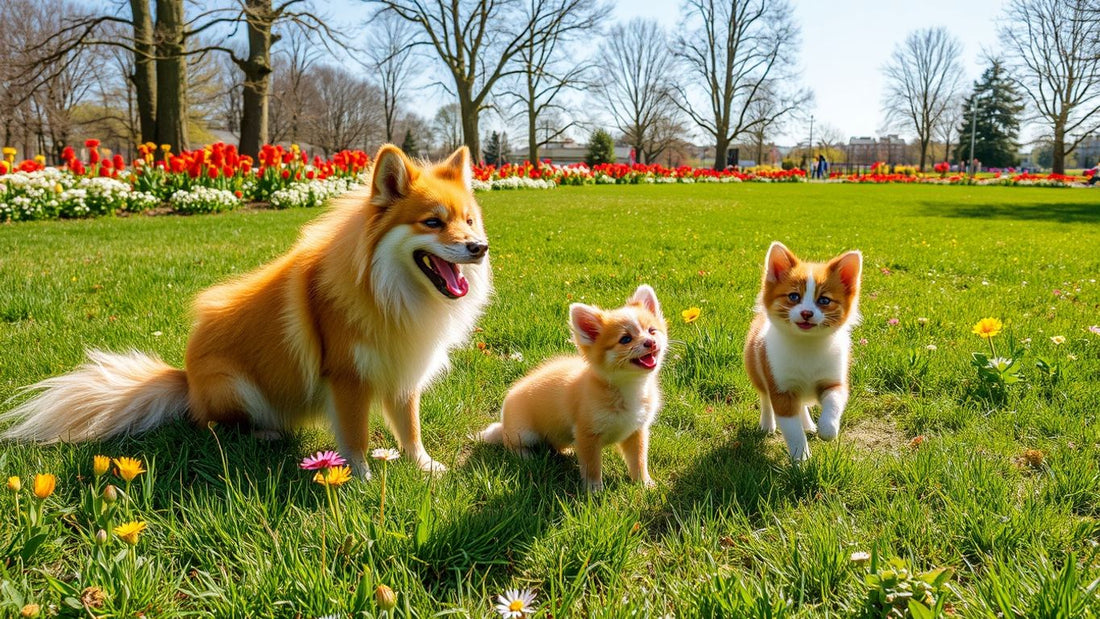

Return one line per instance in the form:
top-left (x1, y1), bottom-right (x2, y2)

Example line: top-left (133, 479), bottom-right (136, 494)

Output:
top-left (495, 588), bottom-right (537, 618)
top-left (371, 448), bottom-right (401, 462)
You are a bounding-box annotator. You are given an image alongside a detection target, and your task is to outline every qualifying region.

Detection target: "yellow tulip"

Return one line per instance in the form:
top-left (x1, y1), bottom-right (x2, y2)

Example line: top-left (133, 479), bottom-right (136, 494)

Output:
top-left (33, 474), bottom-right (56, 499)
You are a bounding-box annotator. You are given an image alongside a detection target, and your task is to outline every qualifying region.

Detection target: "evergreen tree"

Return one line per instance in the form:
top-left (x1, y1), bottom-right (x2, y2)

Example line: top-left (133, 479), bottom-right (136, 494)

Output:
top-left (585, 129), bottom-right (616, 166)
top-left (400, 129), bottom-right (420, 158)
top-left (953, 60), bottom-right (1025, 168)
top-left (482, 131), bottom-right (505, 166)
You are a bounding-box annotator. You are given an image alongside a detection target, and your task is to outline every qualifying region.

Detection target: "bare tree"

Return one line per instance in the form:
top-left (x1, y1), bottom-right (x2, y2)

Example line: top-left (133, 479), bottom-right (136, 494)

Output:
top-left (269, 34), bottom-right (319, 144)
top-left (432, 103), bottom-right (463, 154)
top-left (501, 0), bottom-right (603, 163)
top-left (597, 19), bottom-right (681, 164)
top-left (305, 64), bottom-right (384, 155)
top-left (1000, 0), bottom-right (1100, 174)
top-left (673, 0), bottom-right (808, 169)
top-left (370, 0), bottom-right (596, 159)
top-left (881, 27), bottom-right (963, 171)
top-left (742, 79), bottom-right (810, 165)
top-left (935, 94), bottom-right (964, 164)
top-left (364, 12), bottom-right (416, 143)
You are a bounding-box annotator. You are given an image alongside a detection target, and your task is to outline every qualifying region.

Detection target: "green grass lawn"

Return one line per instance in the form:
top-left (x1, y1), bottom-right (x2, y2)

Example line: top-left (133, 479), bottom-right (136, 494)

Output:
top-left (1, 184), bottom-right (1098, 617)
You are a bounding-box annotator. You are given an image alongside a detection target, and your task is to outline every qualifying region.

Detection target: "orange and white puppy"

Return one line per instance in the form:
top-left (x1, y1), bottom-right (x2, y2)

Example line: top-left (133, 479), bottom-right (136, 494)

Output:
top-left (2, 145), bottom-right (490, 479)
top-left (478, 285), bottom-right (667, 492)
top-left (744, 242), bottom-right (862, 461)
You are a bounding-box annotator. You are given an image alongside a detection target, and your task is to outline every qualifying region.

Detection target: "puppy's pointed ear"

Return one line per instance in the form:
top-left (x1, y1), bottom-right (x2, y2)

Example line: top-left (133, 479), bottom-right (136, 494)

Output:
top-left (371, 145), bottom-right (416, 206)
top-left (629, 284), bottom-right (661, 316)
top-left (830, 250), bottom-right (863, 294)
top-left (765, 241), bottom-right (798, 283)
top-left (437, 146), bottom-right (472, 191)
top-left (569, 303), bottom-right (603, 346)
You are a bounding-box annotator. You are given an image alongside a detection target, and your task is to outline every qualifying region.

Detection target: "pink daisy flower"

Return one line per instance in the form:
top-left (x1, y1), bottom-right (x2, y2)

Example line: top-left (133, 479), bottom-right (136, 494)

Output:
top-left (300, 450), bottom-right (347, 470)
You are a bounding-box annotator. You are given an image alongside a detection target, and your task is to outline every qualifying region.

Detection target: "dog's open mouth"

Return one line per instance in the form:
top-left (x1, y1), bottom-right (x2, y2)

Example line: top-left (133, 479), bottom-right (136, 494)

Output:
top-left (631, 352), bottom-right (658, 370)
top-left (414, 250), bottom-right (469, 298)
top-left (795, 321), bottom-right (816, 330)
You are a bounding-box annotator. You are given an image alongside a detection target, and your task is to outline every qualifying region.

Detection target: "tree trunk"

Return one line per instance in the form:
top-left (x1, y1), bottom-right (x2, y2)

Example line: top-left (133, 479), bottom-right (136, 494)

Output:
top-left (918, 137), bottom-right (928, 172)
top-left (458, 90), bottom-right (481, 163)
top-left (238, 0), bottom-right (273, 158)
top-left (130, 0), bottom-right (157, 143)
top-left (527, 104), bottom-right (538, 164)
top-left (1052, 124), bottom-right (1065, 175)
top-left (714, 135), bottom-right (730, 170)
top-left (154, 0), bottom-right (188, 151)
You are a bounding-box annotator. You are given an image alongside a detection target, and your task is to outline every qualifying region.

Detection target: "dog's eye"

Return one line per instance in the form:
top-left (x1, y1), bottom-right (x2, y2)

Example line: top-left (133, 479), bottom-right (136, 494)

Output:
top-left (619, 334), bottom-right (633, 345)
top-left (648, 327), bottom-right (657, 335)
top-left (787, 292), bottom-right (801, 302)
top-left (817, 296), bottom-right (832, 306)
top-left (423, 218), bottom-right (444, 228)
top-left (466, 217), bottom-right (474, 226)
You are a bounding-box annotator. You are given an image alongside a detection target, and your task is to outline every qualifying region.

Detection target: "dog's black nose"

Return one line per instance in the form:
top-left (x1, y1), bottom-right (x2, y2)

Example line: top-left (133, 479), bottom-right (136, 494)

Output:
top-left (466, 241), bottom-right (488, 257)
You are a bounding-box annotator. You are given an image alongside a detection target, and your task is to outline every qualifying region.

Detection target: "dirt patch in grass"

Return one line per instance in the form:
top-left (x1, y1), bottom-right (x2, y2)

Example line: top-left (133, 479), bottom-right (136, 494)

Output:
top-left (844, 417), bottom-right (906, 454)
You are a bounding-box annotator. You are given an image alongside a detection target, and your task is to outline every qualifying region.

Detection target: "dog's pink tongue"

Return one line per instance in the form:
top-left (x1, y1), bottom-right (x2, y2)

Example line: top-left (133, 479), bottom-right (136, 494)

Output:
top-left (429, 254), bottom-right (469, 297)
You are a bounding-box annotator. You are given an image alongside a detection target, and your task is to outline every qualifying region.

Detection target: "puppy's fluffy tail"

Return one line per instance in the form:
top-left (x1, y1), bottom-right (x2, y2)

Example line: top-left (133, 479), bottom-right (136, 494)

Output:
top-left (476, 421), bottom-right (504, 444)
top-left (2, 350), bottom-right (189, 443)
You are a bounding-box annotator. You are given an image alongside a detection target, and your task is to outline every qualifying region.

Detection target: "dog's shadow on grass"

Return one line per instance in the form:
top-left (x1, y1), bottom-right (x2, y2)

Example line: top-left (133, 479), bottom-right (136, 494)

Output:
top-left (650, 423), bottom-right (792, 531)
top-left (922, 200), bottom-right (1100, 224)
top-left (405, 441), bottom-right (587, 591)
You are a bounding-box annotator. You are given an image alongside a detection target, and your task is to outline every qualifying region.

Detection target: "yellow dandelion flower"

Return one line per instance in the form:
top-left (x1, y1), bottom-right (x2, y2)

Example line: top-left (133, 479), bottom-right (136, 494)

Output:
top-left (160, 144), bottom-right (171, 151)
top-left (312, 465), bottom-right (352, 487)
top-left (681, 307), bottom-right (701, 323)
top-left (33, 474), bottom-right (56, 499)
top-left (7, 476), bottom-right (20, 492)
top-left (113, 520), bottom-right (147, 546)
top-left (971, 317), bottom-right (1003, 339)
top-left (93, 454), bottom-right (110, 476)
top-left (113, 457), bottom-right (146, 482)
top-left (34, 155), bottom-right (45, 164)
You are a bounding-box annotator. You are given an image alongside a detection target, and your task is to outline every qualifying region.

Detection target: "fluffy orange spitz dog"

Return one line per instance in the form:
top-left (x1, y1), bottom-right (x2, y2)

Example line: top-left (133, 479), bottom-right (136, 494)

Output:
top-left (1, 145), bottom-right (491, 478)
top-left (478, 285), bottom-right (667, 492)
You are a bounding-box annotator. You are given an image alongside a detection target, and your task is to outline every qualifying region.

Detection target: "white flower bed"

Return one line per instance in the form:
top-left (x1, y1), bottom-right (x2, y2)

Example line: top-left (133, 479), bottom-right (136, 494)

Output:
top-left (489, 176), bottom-right (556, 191)
top-left (0, 169), bottom-right (153, 220)
top-left (270, 176), bottom-right (361, 209)
top-left (169, 187), bottom-right (240, 214)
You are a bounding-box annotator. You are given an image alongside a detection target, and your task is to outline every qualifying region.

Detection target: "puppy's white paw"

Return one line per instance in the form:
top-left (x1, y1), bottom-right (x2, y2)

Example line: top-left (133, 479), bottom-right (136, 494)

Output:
top-left (349, 460), bottom-right (372, 480)
top-left (817, 419), bottom-right (840, 441)
top-left (417, 458), bottom-right (448, 475)
top-left (585, 478), bottom-right (604, 493)
top-left (759, 417), bottom-right (777, 434)
top-left (641, 477), bottom-right (656, 489)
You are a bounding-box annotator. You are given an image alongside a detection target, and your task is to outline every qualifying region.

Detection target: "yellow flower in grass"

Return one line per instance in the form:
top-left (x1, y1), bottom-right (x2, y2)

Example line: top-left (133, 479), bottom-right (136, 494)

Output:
top-left (2, 147), bottom-right (16, 157)
top-left (681, 307), bottom-right (701, 323)
top-left (971, 317), bottom-right (1003, 339)
top-left (33, 474), bottom-right (56, 499)
top-left (7, 476), bottom-right (20, 492)
top-left (114, 520), bottom-right (147, 546)
top-left (313, 466), bottom-right (352, 487)
top-left (93, 454), bottom-right (110, 477)
top-left (113, 457), bottom-right (145, 482)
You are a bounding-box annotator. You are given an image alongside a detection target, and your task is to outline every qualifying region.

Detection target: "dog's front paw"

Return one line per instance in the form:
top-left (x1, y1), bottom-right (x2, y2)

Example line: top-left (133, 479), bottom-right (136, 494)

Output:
top-left (585, 478), bottom-right (604, 493)
top-left (416, 458), bottom-right (448, 475)
top-left (641, 477), bottom-right (656, 489)
top-left (759, 418), bottom-right (777, 434)
top-left (349, 460), bottom-right (372, 480)
top-left (817, 420), bottom-right (840, 441)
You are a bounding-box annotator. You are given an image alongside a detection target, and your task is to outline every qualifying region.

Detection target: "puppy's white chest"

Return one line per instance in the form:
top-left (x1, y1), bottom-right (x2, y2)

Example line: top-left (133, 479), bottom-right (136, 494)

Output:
top-left (764, 326), bottom-right (848, 397)
top-left (591, 389), bottom-right (656, 445)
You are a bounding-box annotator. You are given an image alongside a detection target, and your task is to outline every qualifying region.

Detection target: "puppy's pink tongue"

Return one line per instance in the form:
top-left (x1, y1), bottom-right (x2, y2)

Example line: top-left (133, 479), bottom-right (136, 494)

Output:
top-left (635, 353), bottom-right (657, 369)
top-left (429, 254), bottom-right (469, 297)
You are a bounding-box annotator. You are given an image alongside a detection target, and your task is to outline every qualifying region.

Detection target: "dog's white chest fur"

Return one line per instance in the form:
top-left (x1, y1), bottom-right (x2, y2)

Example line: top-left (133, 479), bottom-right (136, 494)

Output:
top-left (588, 378), bottom-right (660, 445)
top-left (762, 320), bottom-right (850, 400)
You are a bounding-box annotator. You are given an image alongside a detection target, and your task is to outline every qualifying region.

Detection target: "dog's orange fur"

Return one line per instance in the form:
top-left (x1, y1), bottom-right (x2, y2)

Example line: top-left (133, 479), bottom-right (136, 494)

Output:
top-left (3, 145), bottom-right (491, 478)
top-left (744, 242), bottom-right (861, 461)
top-left (478, 286), bottom-right (667, 491)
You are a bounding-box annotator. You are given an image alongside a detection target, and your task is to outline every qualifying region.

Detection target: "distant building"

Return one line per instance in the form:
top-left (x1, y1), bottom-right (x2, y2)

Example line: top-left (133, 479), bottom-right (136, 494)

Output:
top-left (845, 135), bottom-right (909, 166)
top-left (540, 139), bottom-right (631, 165)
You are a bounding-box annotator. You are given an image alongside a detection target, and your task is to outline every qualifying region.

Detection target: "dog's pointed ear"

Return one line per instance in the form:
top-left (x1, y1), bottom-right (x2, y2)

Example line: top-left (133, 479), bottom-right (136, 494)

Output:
top-left (569, 303), bottom-right (603, 346)
top-left (765, 241), bottom-right (798, 283)
top-left (371, 145), bottom-right (416, 206)
top-left (829, 250), bottom-right (863, 294)
top-left (629, 284), bottom-right (661, 316)
top-left (437, 146), bottom-right (472, 192)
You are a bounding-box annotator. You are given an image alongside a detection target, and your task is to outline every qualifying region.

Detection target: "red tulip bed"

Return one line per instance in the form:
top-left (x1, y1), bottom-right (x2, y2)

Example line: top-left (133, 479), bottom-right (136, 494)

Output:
top-left (0, 143), bottom-right (1092, 223)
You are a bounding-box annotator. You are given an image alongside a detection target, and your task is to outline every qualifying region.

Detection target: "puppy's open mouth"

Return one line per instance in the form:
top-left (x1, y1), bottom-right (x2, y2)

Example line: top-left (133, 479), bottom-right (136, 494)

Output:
top-left (795, 321), bottom-right (816, 330)
top-left (414, 250), bottom-right (469, 298)
top-left (631, 352), bottom-right (659, 370)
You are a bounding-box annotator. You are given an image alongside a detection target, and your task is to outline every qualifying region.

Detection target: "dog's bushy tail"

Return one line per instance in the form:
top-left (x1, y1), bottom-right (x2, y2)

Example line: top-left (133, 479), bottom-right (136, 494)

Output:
top-left (476, 421), bottom-right (504, 444)
top-left (2, 350), bottom-right (189, 443)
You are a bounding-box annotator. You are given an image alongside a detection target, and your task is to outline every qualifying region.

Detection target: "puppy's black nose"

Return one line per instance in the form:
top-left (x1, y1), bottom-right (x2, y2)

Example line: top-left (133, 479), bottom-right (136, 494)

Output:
top-left (466, 241), bottom-right (488, 258)
top-left (643, 338), bottom-right (655, 349)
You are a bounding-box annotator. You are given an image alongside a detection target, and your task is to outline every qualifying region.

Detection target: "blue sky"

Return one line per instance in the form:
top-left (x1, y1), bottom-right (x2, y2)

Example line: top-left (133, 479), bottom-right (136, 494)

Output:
top-left (331, 0), bottom-right (1009, 145)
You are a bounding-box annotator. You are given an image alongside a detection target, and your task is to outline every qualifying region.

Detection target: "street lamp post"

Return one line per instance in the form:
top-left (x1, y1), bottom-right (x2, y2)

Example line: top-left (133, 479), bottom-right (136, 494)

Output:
top-left (967, 99), bottom-right (978, 178)
top-left (808, 114), bottom-right (814, 177)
